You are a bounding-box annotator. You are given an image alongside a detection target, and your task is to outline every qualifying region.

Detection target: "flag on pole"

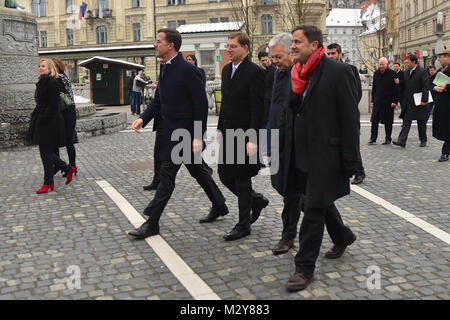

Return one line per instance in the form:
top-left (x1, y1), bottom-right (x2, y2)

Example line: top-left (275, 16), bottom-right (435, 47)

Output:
top-left (98, 1), bottom-right (104, 19)
top-left (79, 2), bottom-right (88, 20)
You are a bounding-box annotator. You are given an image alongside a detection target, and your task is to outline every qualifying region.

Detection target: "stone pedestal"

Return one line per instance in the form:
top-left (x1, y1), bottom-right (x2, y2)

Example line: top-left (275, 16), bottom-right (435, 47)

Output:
top-left (0, 7), bottom-right (39, 148)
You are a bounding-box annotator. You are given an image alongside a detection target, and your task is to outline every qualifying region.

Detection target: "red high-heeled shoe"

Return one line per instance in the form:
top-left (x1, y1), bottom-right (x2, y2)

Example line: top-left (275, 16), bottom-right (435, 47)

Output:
top-left (65, 166), bottom-right (78, 185)
top-left (36, 184), bottom-right (54, 194)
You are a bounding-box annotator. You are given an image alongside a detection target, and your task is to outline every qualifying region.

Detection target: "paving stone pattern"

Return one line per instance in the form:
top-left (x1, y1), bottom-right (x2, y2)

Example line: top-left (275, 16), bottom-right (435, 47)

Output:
top-left (0, 115), bottom-right (448, 300)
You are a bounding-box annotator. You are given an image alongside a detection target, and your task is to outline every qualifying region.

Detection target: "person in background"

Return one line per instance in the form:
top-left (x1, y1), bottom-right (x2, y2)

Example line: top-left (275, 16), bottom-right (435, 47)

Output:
top-left (258, 51), bottom-right (276, 156)
top-left (128, 71), bottom-right (136, 115)
top-left (131, 71), bottom-right (149, 115)
top-left (426, 65), bottom-right (437, 123)
top-left (52, 58), bottom-right (78, 176)
top-left (393, 62), bottom-right (406, 121)
top-left (393, 54), bottom-right (429, 148)
top-left (186, 54), bottom-right (207, 87)
top-left (27, 58), bottom-right (77, 194)
top-left (431, 49), bottom-right (450, 162)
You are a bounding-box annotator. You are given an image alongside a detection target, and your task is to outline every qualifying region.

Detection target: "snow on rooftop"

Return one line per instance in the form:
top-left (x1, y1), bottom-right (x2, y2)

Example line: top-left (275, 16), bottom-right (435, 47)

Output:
top-left (361, 3), bottom-right (380, 21)
top-left (79, 56), bottom-right (145, 69)
top-left (326, 8), bottom-right (363, 27)
top-left (177, 22), bottom-right (244, 34)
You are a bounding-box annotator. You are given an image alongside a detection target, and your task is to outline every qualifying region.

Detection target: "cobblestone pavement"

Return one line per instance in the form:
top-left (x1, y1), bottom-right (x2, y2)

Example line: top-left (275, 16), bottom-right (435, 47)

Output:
top-left (0, 112), bottom-right (449, 300)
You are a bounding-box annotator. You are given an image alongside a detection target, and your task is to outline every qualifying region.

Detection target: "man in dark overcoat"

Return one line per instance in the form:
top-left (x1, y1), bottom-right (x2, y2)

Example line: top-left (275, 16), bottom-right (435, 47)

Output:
top-left (210, 32), bottom-right (269, 241)
top-left (431, 49), bottom-right (450, 162)
top-left (369, 57), bottom-right (398, 145)
top-left (393, 53), bottom-right (429, 148)
top-left (128, 29), bottom-right (227, 239)
top-left (283, 25), bottom-right (360, 292)
top-left (393, 62), bottom-right (406, 119)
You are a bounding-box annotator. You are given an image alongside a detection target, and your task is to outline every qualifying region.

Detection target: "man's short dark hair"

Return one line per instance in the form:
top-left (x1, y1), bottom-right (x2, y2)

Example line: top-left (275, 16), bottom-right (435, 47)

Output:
top-left (291, 25), bottom-right (323, 47)
top-left (428, 65), bottom-right (436, 70)
top-left (228, 32), bottom-right (250, 48)
top-left (327, 43), bottom-right (342, 53)
top-left (258, 51), bottom-right (269, 60)
top-left (406, 53), bottom-right (418, 63)
top-left (394, 62), bottom-right (401, 66)
top-left (158, 28), bottom-right (182, 51)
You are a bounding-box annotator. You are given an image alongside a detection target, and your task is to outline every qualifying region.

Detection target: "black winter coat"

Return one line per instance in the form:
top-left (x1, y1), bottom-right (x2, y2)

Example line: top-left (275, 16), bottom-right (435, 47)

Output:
top-left (278, 56), bottom-right (360, 208)
top-left (431, 68), bottom-right (450, 141)
top-left (403, 65), bottom-right (430, 121)
top-left (57, 72), bottom-right (78, 145)
top-left (27, 75), bottom-right (66, 147)
top-left (217, 56), bottom-right (265, 179)
top-left (371, 69), bottom-right (398, 124)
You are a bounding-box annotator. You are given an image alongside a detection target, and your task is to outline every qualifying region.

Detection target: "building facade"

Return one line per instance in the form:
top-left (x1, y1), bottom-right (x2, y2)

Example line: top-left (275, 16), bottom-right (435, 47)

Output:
top-left (326, 8), bottom-right (365, 70)
top-left (14, 0), bottom-right (330, 82)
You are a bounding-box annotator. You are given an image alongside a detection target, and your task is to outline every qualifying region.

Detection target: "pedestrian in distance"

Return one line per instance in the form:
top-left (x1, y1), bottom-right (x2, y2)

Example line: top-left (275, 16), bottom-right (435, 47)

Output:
top-left (283, 25), bottom-right (360, 292)
top-left (211, 32), bottom-right (269, 241)
top-left (27, 58), bottom-right (77, 194)
top-left (128, 28), bottom-right (228, 239)
top-left (393, 62), bottom-right (406, 120)
top-left (267, 32), bottom-right (303, 255)
top-left (326, 43), bottom-right (366, 185)
top-left (393, 53), bottom-right (430, 148)
top-left (369, 57), bottom-right (398, 146)
top-left (431, 49), bottom-right (450, 162)
top-left (52, 58), bottom-right (78, 177)
top-left (185, 54), bottom-right (207, 87)
top-left (426, 65), bottom-right (437, 123)
top-left (131, 71), bottom-right (149, 115)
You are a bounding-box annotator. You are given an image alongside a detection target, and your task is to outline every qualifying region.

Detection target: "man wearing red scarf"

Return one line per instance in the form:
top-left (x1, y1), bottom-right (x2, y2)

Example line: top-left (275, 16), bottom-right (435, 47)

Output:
top-left (279, 25), bottom-right (361, 291)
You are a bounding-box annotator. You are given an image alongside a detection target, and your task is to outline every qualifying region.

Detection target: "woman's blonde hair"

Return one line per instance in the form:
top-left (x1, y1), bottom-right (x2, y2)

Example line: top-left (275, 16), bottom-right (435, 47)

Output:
top-left (38, 58), bottom-right (58, 78)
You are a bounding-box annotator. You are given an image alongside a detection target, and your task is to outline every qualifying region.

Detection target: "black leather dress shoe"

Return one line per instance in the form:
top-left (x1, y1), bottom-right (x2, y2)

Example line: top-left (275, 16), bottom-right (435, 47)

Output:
top-left (272, 239), bottom-right (294, 255)
top-left (438, 154), bottom-right (449, 162)
top-left (325, 233), bottom-right (357, 259)
top-left (368, 140), bottom-right (376, 145)
top-left (250, 196), bottom-right (269, 224)
top-left (351, 173), bottom-right (365, 185)
top-left (419, 141), bottom-right (427, 147)
top-left (128, 221), bottom-right (159, 239)
top-left (382, 139), bottom-right (392, 145)
top-left (143, 181), bottom-right (159, 191)
top-left (392, 140), bottom-right (406, 148)
top-left (285, 272), bottom-right (314, 291)
top-left (223, 227), bottom-right (250, 241)
top-left (199, 204), bottom-right (229, 223)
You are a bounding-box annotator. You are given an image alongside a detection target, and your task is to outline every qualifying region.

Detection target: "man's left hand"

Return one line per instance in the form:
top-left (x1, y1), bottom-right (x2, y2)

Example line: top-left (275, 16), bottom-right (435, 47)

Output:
top-left (419, 102), bottom-right (427, 106)
top-left (391, 103), bottom-right (396, 108)
top-left (193, 138), bottom-right (203, 153)
top-left (246, 142), bottom-right (258, 157)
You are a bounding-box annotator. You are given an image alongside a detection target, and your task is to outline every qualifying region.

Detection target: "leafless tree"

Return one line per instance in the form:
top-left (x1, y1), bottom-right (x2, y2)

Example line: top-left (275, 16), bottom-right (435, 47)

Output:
top-left (229, 0), bottom-right (259, 57)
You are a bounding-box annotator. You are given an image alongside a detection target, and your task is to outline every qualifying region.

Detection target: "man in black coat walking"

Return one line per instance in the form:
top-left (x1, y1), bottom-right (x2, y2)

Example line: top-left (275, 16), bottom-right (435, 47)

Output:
top-left (393, 62), bottom-right (406, 119)
top-left (326, 43), bottom-right (366, 185)
top-left (393, 53), bottom-right (429, 148)
top-left (431, 49), bottom-right (450, 162)
top-left (128, 29), bottom-right (228, 239)
top-left (208, 32), bottom-right (269, 241)
top-left (283, 25), bottom-right (360, 291)
top-left (369, 57), bottom-right (398, 145)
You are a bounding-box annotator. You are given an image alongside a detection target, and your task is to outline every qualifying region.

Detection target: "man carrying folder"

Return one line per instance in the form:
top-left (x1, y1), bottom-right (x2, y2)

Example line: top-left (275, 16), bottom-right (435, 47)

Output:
top-left (393, 53), bottom-right (430, 148)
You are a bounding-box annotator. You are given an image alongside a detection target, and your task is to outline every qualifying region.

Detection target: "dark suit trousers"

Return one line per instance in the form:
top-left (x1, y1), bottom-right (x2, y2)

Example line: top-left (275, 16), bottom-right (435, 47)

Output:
top-left (397, 119), bottom-right (427, 144)
top-left (143, 160), bottom-right (226, 225)
top-left (151, 128), bottom-right (162, 184)
top-left (281, 192), bottom-right (302, 240)
top-left (219, 173), bottom-right (263, 230)
top-left (294, 203), bottom-right (353, 274)
top-left (370, 112), bottom-right (393, 142)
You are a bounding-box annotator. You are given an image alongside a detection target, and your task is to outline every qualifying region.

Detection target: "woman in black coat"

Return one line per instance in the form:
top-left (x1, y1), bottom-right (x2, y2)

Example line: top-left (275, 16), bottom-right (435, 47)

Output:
top-left (27, 58), bottom-right (77, 193)
top-left (52, 58), bottom-right (78, 174)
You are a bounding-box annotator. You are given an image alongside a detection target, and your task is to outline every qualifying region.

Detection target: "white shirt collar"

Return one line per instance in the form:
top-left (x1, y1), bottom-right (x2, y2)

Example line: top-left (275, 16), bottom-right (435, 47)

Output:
top-left (165, 53), bottom-right (178, 65)
top-left (232, 60), bottom-right (244, 70)
top-left (410, 65), bottom-right (417, 73)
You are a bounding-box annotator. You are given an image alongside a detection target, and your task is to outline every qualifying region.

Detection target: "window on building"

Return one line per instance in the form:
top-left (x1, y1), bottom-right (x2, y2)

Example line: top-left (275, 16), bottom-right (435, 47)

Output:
top-left (423, 0), bottom-right (427, 11)
top-left (133, 23), bottom-right (141, 42)
top-left (132, 0), bottom-right (140, 7)
top-left (220, 17), bottom-right (229, 22)
top-left (261, 15), bottom-right (273, 35)
top-left (168, 21), bottom-right (176, 29)
top-left (414, 0), bottom-right (418, 15)
top-left (261, 0), bottom-right (273, 4)
top-left (40, 31), bottom-right (47, 48)
top-left (66, 0), bottom-right (72, 13)
top-left (96, 26), bottom-right (107, 44)
top-left (178, 20), bottom-right (186, 27)
top-left (210, 18), bottom-right (219, 23)
top-left (67, 28), bottom-right (73, 46)
top-left (408, 28), bottom-right (411, 40)
top-left (99, 0), bottom-right (108, 16)
top-left (200, 50), bottom-right (215, 80)
top-left (177, 0), bottom-right (185, 4)
top-left (209, 0), bottom-right (218, 2)
top-left (32, 0), bottom-right (39, 16)
top-left (39, 0), bottom-right (47, 17)
top-left (167, 0), bottom-right (176, 5)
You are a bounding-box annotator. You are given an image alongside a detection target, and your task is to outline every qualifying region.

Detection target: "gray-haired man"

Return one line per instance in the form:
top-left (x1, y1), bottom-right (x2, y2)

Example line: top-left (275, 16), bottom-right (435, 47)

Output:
top-left (267, 32), bottom-right (303, 255)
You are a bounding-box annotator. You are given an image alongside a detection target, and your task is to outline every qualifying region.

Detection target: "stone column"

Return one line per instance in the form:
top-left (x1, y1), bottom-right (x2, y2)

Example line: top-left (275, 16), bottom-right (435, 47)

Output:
top-left (0, 7), bottom-right (39, 148)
